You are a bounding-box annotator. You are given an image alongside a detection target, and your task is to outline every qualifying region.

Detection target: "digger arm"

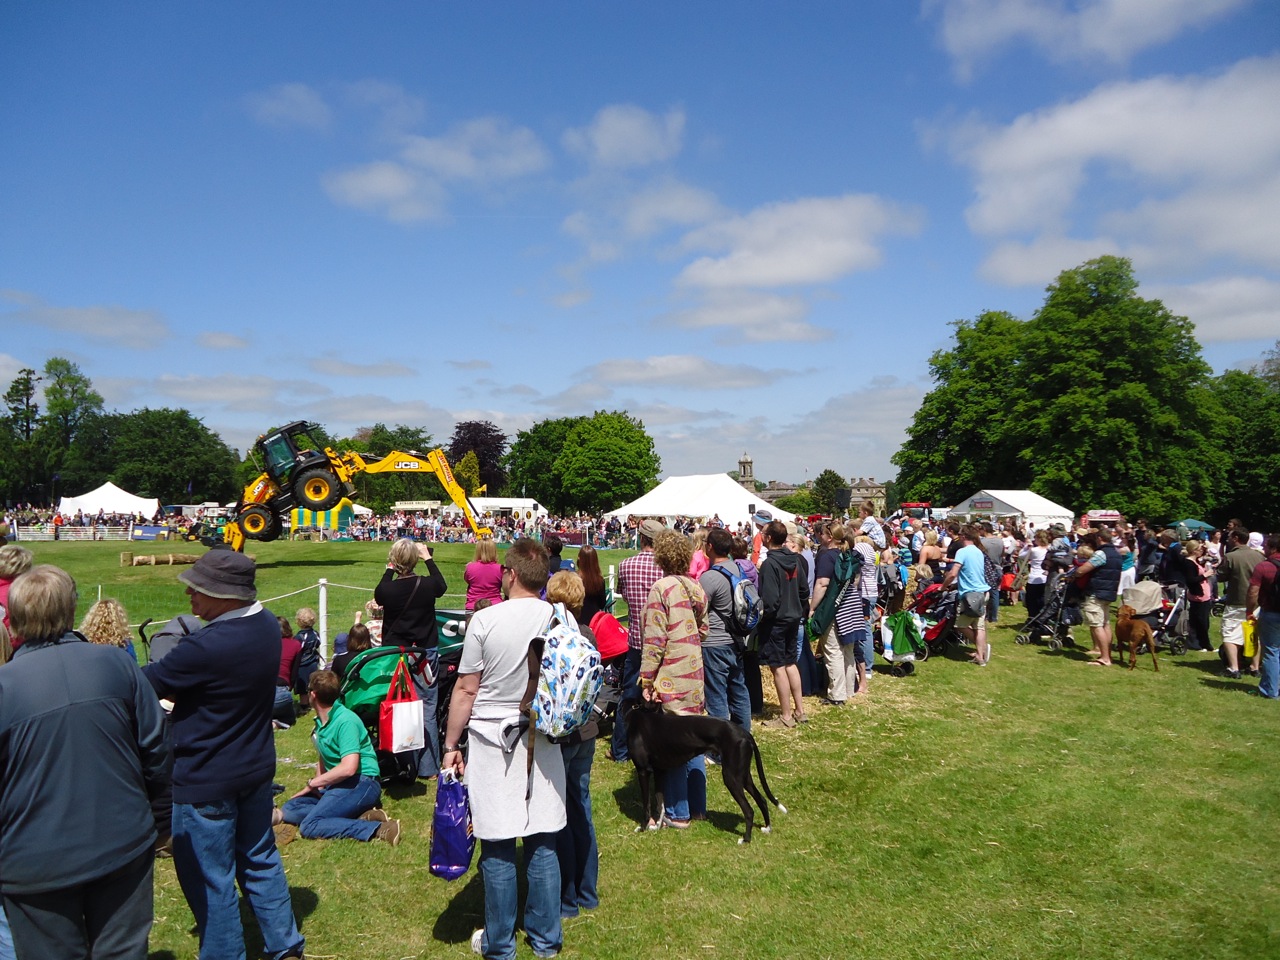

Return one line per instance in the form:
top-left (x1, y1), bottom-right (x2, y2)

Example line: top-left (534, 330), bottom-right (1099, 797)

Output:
top-left (344, 449), bottom-right (493, 537)
top-left (222, 520), bottom-right (247, 552)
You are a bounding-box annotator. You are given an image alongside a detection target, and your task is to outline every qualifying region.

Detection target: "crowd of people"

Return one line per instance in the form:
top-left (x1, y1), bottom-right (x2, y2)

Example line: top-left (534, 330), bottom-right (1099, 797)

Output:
top-left (0, 498), bottom-right (1275, 960)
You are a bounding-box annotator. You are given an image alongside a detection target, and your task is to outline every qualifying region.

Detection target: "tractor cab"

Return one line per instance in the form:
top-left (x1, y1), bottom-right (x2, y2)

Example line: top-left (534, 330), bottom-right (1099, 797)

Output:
top-left (256, 422), bottom-right (331, 492)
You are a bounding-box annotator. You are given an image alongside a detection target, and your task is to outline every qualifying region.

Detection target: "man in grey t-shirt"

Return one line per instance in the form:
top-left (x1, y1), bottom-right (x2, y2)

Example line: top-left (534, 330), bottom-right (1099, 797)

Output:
top-left (698, 528), bottom-right (751, 732)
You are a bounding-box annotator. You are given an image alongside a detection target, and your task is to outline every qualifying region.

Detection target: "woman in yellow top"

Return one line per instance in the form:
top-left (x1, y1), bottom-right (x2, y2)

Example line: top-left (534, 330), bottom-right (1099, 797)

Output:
top-left (640, 529), bottom-right (709, 828)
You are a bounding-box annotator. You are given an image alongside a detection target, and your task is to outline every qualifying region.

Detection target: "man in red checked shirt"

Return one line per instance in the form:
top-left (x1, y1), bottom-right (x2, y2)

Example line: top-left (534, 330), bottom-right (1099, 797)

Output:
top-left (610, 518), bottom-right (665, 762)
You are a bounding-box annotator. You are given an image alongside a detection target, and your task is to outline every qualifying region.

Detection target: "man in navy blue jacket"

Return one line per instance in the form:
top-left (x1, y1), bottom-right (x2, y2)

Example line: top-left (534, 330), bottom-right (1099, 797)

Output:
top-left (144, 551), bottom-right (304, 960)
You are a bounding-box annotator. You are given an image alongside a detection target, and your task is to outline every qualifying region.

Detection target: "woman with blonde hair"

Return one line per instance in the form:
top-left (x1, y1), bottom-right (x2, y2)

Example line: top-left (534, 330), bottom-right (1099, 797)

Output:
top-left (464, 537), bottom-right (503, 611)
top-left (0, 544), bottom-right (35, 641)
top-left (374, 537), bottom-right (448, 777)
top-left (80, 597), bottom-right (137, 661)
top-left (640, 530), bottom-right (709, 828)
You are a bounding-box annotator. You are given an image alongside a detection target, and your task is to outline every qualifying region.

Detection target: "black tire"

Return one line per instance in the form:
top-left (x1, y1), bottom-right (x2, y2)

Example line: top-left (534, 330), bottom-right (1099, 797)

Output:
top-left (1015, 633), bottom-right (1030, 645)
top-left (294, 467), bottom-right (343, 510)
top-left (1048, 638), bottom-right (1062, 652)
top-left (239, 506), bottom-right (280, 542)
top-left (1170, 638), bottom-right (1187, 656)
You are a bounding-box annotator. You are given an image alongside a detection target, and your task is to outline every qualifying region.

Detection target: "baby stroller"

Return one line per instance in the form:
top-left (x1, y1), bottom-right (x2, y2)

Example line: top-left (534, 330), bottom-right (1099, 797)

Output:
top-left (1121, 581), bottom-right (1189, 656)
top-left (337, 646), bottom-right (432, 783)
top-left (908, 583), bottom-right (957, 656)
top-left (876, 610), bottom-right (928, 677)
top-left (1015, 578), bottom-right (1082, 650)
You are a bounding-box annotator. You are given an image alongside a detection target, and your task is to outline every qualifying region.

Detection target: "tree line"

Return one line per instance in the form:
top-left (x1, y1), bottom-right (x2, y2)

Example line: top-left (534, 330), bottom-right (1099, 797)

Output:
top-left (892, 256), bottom-right (1280, 530)
top-left (0, 364), bottom-right (663, 517)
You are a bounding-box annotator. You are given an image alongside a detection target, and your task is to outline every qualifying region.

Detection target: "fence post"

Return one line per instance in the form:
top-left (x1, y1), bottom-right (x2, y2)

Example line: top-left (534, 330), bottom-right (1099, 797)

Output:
top-left (318, 578), bottom-right (329, 662)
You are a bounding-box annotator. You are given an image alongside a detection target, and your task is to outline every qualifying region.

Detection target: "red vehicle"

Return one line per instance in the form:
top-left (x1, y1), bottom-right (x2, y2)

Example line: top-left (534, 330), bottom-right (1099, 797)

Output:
top-left (899, 502), bottom-right (933, 520)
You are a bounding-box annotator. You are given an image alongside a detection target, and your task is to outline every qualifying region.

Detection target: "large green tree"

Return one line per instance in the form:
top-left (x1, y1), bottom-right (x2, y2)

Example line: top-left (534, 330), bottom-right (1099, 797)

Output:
top-left (504, 416), bottom-right (587, 512)
top-left (892, 309), bottom-right (1029, 506)
top-left (811, 469), bottom-right (849, 515)
top-left (1, 368), bottom-right (42, 502)
top-left (1207, 368), bottom-right (1280, 530)
top-left (552, 411), bottom-right (661, 514)
top-left (34, 357), bottom-right (104, 501)
top-left (894, 256), bottom-right (1222, 519)
top-left (103, 408), bottom-right (238, 503)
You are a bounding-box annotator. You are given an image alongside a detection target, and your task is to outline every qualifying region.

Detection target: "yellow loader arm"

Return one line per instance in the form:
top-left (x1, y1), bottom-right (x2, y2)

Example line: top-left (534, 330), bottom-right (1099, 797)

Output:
top-left (341, 448), bottom-right (493, 538)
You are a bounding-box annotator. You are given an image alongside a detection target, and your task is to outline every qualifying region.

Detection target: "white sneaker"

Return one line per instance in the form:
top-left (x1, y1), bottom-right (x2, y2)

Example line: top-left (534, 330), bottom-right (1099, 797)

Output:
top-left (470, 929), bottom-right (484, 955)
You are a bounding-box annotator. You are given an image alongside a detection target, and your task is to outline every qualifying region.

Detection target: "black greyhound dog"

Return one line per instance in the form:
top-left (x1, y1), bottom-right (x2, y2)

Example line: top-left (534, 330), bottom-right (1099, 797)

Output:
top-left (623, 701), bottom-right (786, 843)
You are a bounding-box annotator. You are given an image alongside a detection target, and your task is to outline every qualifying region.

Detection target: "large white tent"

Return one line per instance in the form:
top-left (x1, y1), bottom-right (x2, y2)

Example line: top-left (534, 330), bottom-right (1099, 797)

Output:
top-left (949, 489), bottom-right (1074, 531)
top-left (57, 481), bottom-right (162, 519)
top-left (605, 474), bottom-right (797, 529)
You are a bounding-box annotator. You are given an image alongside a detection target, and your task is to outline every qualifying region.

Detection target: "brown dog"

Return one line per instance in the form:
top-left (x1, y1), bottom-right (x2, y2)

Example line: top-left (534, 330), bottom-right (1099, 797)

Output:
top-left (1115, 605), bottom-right (1159, 671)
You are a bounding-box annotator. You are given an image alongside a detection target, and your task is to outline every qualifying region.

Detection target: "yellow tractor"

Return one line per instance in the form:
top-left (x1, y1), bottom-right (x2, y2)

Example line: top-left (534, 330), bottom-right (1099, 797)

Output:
top-left (224, 421), bottom-right (491, 551)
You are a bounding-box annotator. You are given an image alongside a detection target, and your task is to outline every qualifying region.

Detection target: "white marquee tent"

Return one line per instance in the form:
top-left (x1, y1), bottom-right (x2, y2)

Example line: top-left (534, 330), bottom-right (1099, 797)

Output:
top-left (57, 481), bottom-right (162, 519)
top-left (949, 489), bottom-right (1074, 530)
top-left (605, 474), bottom-right (798, 529)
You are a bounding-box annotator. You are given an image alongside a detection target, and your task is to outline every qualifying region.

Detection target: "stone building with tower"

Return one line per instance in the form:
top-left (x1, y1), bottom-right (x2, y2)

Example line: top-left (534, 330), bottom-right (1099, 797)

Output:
top-left (735, 452), bottom-right (886, 517)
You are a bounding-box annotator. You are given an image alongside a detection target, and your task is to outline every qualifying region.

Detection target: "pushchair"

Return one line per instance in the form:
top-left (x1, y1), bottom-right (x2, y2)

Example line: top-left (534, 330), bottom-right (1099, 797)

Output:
top-left (1015, 578), bottom-right (1082, 650)
top-left (337, 646), bottom-right (433, 783)
top-left (876, 610), bottom-right (928, 677)
top-left (907, 582), bottom-right (957, 656)
top-left (1121, 581), bottom-right (1189, 656)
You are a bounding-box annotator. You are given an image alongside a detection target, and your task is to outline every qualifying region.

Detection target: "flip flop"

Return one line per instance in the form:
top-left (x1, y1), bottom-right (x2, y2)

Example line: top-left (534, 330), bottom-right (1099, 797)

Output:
top-left (1086, 660), bottom-right (1112, 666)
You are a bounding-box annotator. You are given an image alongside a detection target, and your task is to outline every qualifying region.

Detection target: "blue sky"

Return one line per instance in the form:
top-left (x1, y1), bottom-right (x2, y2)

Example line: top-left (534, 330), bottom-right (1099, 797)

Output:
top-left (2, 1), bottom-right (1276, 490)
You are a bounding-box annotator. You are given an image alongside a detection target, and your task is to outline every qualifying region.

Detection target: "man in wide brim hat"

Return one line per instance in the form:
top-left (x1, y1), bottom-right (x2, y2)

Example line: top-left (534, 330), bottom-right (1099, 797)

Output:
top-left (143, 551), bottom-right (304, 960)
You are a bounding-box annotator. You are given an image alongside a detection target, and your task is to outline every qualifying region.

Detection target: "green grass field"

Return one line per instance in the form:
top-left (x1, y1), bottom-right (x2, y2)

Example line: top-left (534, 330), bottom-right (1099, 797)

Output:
top-left (22, 540), bottom-right (1280, 960)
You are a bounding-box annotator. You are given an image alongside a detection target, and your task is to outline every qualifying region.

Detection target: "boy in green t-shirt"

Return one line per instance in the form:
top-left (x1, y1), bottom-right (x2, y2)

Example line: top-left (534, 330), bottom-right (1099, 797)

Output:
top-left (274, 671), bottom-right (401, 844)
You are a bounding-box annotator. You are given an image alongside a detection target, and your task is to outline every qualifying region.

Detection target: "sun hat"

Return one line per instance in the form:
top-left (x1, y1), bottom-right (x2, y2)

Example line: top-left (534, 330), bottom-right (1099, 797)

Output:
top-left (752, 509), bottom-right (773, 526)
top-left (178, 550), bottom-right (257, 601)
top-left (639, 518), bottom-right (666, 541)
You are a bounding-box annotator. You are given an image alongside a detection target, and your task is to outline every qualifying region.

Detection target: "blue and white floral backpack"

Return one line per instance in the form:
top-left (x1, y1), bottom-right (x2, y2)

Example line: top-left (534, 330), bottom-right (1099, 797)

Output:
top-left (530, 603), bottom-right (604, 740)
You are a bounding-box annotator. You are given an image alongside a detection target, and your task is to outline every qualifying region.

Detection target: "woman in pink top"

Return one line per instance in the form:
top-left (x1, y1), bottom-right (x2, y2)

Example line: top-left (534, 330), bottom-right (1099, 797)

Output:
top-left (464, 538), bottom-right (504, 611)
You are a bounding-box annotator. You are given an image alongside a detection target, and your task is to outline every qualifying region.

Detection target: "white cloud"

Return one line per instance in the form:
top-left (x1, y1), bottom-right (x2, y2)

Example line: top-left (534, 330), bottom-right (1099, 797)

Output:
top-left (948, 57), bottom-right (1280, 313)
top-left (198, 331), bottom-right (249, 350)
top-left (308, 354), bottom-right (415, 377)
top-left (0, 290), bottom-right (169, 348)
top-left (1152, 276), bottom-right (1280, 342)
top-left (622, 179), bottom-right (722, 237)
top-left (925, 0), bottom-right (1250, 78)
top-left (533, 381), bottom-right (613, 413)
top-left (664, 290), bottom-right (830, 343)
top-left (0, 353), bottom-right (25, 384)
top-left (586, 355), bottom-right (792, 390)
top-left (322, 161), bottom-right (447, 223)
top-left (400, 117), bottom-right (550, 181)
top-left (150, 373), bottom-right (329, 411)
top-left (554, 290), bottom-right (592, 309)
top-left (343, 79), bottom-right (426, 133)
top-left (677, 194), bottom-right (923, 289)
top-left (651, 376), bottom-right (924, 481)
top-left (563, 105), bottom-right (685, 168)
top-left (980, 235), bottom-right (1121, 285)
top-left (245, 83), bottom-right (332, 131)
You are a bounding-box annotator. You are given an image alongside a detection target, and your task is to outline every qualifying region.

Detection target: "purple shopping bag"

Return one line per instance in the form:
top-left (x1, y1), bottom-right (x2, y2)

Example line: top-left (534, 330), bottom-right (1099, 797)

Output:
top-left (429, 770), bottom-right (475, 880)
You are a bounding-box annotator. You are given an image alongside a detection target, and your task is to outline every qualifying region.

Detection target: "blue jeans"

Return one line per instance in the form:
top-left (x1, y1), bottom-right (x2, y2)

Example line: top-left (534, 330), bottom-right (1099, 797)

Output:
top-left (477, 834), bottom-right (561, 960)
top-left (172, 781), bottom-right (304, 960)
top-left (556, 740), bottom-right (599, 917)
top-left (0, 901), bottom-right (12, 960)
top-left (610, 648), bottom-right (643, 761)
top-left (271, 685), bottom-right (295, 726)
top-left (1258, 610), bottom-right (1280, 699)
top-left (663, 755), bottom-right (707, 821)
top-left (281, 775), bottom-right (381, 841)
top-left (702, 644), bottom-right (751, 732)
top-left (414, 649), bottom-right (441, 777)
